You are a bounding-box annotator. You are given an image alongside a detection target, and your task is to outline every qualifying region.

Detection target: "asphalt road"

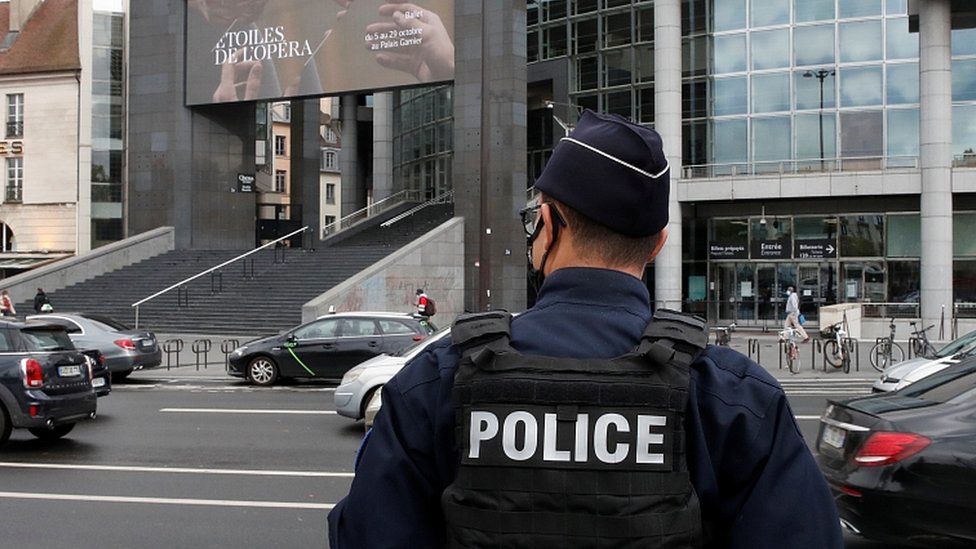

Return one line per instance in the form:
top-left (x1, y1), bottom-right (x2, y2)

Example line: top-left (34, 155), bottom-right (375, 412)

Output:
top-left (0, 371), bottom-right (914, 548)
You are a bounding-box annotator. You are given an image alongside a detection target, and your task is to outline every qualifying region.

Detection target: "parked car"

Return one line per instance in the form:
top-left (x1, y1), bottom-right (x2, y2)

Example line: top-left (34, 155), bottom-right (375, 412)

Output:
top-left (335, 328), bottom-right (451, 422)
top-left (27, 313), bottom-right (162, 382)
top-left (873, 328), bottom-right (976, 392)
top-left (816, 359), bottom-right (976, 547)
top-left (229, 312), bottom-right (436, 386)
top-left (0, 319), bottom-right (98, 445)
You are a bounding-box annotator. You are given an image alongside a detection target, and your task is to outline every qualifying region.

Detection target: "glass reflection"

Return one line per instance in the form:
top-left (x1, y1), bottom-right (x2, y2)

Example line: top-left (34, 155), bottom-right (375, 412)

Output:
top-left (886, 63), bottom-right (918, 104)
top-left (795, 0), bottom-right (833, 22)
top-left (714, 33), bottom-right (747, 74)
top-left (953, 105), bottom-right (976, 160)
top-left (751, 0), bottom-right (789, 27)
top-left (886, 18), bottom-right (918, 59)
top-left (840, 21), bottom-right (883, 63)
top-left (796, 112), bottom-right (837, 163)
top-left (751, 29), bottom-right (789, 70)
top-left (840, 66), bottom-right (883, 107)
top-left (714, 0), bottom-right (746, 32)
top-left (796, 70), bottom-right (836, 110)
top-left (841, 110), bottom-right (883, 160)
top-left (712, 118), bottom-right (748, 167)
top-left (713, 77), bottom-right (748, 116)
top-left (752, 72), bottom-right (790, 113)
top-left (887, 108), bottom-right (919, 162)
top-left (952, 29), bottom-right (976, 56)
top-left (795, 25), bottom-right (834, 66)
top-left (839, 0), bottom-right (882, 19)
top-left (952, 59), bottom-right (976, 102)
top-left (752, 117), bottom-right (791, 167)
top-left (840, 215), bottom-right (885, 257)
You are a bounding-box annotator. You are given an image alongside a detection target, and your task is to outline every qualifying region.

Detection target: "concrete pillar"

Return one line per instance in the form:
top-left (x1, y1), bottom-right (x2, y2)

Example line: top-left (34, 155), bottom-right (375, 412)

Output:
top-left (340, 94), bottom-right (360, 217)
top-left (654, 0), bottom-right (683, 311)
top-left (919, 0), bottom-right (953, 331)
top-left (454, 0), bottom-right (527, 313)
top-left (372, 92), bottom-right (394, 202)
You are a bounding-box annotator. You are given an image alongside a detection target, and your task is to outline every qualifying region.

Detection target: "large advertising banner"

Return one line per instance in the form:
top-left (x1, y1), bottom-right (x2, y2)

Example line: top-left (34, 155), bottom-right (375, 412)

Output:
top-left (185, 0), bottom-right (456, 105)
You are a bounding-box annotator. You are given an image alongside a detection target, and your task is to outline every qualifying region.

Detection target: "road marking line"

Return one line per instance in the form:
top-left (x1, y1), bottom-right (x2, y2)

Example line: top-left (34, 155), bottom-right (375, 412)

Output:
top-left (0, 491), bottom-right (335, 510)
top-left (0, 462), bottom-right (353, 478)
top-left (159, 408), bottom-right (337, 415)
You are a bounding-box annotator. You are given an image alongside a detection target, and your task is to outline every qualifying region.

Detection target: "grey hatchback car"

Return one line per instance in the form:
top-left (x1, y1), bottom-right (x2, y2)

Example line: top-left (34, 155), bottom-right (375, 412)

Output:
top-left (27, 313), bottom-right (162, 381)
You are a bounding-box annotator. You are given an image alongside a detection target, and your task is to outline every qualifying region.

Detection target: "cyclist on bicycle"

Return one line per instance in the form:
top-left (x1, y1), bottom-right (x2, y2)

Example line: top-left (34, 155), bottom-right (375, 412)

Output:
top-left (784, 286), bottom-right (809, 342)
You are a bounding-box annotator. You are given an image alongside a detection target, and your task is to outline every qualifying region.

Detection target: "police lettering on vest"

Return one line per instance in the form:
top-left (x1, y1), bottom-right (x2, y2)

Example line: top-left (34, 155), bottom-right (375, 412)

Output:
top-left (464, 406), bottom-right (671, 469)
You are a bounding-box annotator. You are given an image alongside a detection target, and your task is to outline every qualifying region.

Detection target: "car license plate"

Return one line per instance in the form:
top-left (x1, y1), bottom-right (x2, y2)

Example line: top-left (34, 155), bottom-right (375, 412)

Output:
top-left (58, 365), bottom-right (82, 377)
top-left (822, 424), bottom-right (846, 449)
top-left (92, 377), bottom-right (106, 388)
top-left (140, 340), bottom-right (154, 348)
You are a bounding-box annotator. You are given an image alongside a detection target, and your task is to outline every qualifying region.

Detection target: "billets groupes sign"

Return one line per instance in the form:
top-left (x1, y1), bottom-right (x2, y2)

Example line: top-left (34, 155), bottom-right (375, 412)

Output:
top-left (709, 242), bottom-right (748, 260)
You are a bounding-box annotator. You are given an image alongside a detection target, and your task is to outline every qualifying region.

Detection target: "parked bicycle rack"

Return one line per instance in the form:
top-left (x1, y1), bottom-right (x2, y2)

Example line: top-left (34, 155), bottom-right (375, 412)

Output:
top-left (220, 339), bottom-right (240, 372)
top-left (191, 338), bottom-right (212, 371)
top-left (163, 339), bottom-right (183, 370)
top-left (846, 338), bottom-right (860, 372)
top-left (747, 338), bottom-right (761, 364)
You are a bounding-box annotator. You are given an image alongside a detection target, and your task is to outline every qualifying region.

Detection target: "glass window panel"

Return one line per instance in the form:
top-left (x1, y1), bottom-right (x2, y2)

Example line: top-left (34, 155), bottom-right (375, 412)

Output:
top-left (683, 0), bottom-right (707, 35)
top-left (839, 215), bottom-right (885, 257)
top-left (886, 18), bottom-right (918, 59)
top-left (711, 118), bottom-right (748, 165)
top-left (710, 218), bottom-right (749, 242)
top-left (684, 80), bottom-right (707, 118)
top-left (840, 21), bottom-right (883, 63)
top-left (955, 214), bottom-right (976, 256)
top-left (796, 69), bottom-right (837, 110)
top-left (887, 108), bottom-right (919, 160)
top-left (888, 261), bottom-right (919, 303)
top-left (839, 0), bottom-right (882, 19)
top-left (604, 0), bottom-right (630, 7)
top-left (840, 66), bottom-right (883, 107)
top-left (604, 13), bottom-right (631, 48)
top-left (752, 72), bottom-right (790, 113)
top-left (953, 59), bottom-right (976, 102)
top-left (953, 261), bottom-right (976, 302)
top-left (575, 18), bottom-right (598, 54)
top-left (714, 33), bottom-right (747, 73)
top-left (752, 117), bottom-right (791, 164)
top-left (543, 25), bottom-right (567, 58)
top-left (684, 120), bottom-right (708, 166)
top-left (886, 0), bottom-right (908, 15)
top-left (576, 56), bottom-right (598, 91)
top-left (684, 35), bottom-right (708, 77)
top-left (639, 87), bottom-right (656, 124)
top-left (796, 216), bottom-right (838, 240)
top-left (712, 77), bottom-right (748, 115)
top-left (576, 95), bottom-right (599, 113)
top-left (953, 105), bottom-right (976, 159)
top-left (527, 30), bottom-right (539, 62)
top-left (751, 0), bottom-right (789, 27)
top-left (575, 0), bottom-right (598, 14)
top-left (543, 0), bottom-right (567, 20)
top-left (796, 112), bottom-right (837, 162)
top-left (606, 90), bottom-right (632, 118)
top-left (637, 45), bottom-right (654, 82)
top-left (794, 25), bottom-right (835, 66)
top-left (528, 3), bottom-right (538, 26)
top-left (714, 0), bottom-right (746, 32)
top-left (795, 0), bottom-right (834, 22)
top-left (887, 63), bottom-right (919, 104)
top-left (888, 215), bottom-right (920, 257)
top-left (841, 110), bottom-right (883, 158)
top-left (952, 28), bottom-right (976, 56)
top-left (637, 6), bottom-right (654, 42)
top-left (604, 49), bottom-right (633, 87)
top-left (751, 29), bottom-right (789, 70)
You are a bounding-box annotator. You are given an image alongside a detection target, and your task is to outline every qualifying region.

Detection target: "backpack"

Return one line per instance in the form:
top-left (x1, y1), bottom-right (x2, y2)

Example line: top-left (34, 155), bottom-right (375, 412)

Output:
top-left (442, 309), bottom-right (708, 549)
top-left (424, 296), bottom-right (436, 316)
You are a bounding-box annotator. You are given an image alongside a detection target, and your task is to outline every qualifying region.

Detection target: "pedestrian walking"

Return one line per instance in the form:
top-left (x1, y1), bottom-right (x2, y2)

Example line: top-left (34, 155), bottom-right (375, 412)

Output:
top-left (33, 288), bottom-right (53, 313)
top-left (328, 110), bottom-right (842, 548)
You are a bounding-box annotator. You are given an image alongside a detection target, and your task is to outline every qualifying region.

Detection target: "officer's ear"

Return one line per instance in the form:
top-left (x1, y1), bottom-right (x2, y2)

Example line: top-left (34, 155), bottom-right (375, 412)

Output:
top-left (646, 227), bottom-right (669, 262)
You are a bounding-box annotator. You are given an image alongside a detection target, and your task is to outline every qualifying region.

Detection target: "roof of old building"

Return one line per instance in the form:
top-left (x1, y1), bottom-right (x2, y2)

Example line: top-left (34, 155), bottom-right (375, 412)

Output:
top-left (0, 0), bottom-right (80, 75)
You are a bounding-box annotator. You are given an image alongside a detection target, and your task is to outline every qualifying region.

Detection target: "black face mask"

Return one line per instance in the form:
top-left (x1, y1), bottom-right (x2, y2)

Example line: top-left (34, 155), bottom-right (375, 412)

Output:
top-left (526, 206), bottom-right (564, 294)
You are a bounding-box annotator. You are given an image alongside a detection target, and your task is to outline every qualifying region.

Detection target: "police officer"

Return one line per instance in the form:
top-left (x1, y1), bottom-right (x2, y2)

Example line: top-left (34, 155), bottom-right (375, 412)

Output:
top-left (328, 111), bottom-right (843, 548)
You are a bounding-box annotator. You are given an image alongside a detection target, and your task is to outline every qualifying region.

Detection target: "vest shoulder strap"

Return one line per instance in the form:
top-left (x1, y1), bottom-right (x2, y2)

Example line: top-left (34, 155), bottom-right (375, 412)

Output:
top-left (451, 311), bottom-right (513, 362)
top-left (636, 308), bottom-right (708, 369)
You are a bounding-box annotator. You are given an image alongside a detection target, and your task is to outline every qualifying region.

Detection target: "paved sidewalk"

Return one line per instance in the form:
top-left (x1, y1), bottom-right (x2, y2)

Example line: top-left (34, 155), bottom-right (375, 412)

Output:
top-left (129, 330), bottom-right (883, 384)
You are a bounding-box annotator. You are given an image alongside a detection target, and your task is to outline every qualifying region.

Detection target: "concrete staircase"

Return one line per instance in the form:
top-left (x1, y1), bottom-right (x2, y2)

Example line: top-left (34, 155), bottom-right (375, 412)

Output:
top-left (16, 203), bottom-right (454, 336)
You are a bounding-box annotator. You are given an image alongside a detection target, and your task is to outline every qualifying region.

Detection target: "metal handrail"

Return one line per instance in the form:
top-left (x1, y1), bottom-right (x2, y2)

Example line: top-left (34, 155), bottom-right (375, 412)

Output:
top-left (682, 155), bottom-right (919, 179)
top-left (131, 226), bottom-right (310, 328)
top-left (321, 189), bottom-right (425, 239)
top-left (381, 190), bottom-right (454, 227)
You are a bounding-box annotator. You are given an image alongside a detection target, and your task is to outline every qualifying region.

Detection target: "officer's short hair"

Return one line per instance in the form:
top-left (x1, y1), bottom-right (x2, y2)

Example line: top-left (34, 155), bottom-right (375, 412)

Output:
top-left (552, 199), bottom-right (661, 268)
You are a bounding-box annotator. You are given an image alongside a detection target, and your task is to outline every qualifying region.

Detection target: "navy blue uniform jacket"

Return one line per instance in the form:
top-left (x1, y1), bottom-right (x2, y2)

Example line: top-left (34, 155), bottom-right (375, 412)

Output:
top-left (328, 268), bottom-right (843, 548)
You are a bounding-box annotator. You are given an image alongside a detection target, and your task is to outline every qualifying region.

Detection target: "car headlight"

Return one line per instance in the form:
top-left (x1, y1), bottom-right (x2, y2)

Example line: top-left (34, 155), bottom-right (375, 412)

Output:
top-left (232, 346), bottom-right (247, 356)
top-left (342, 365), bottom-right (367, 384)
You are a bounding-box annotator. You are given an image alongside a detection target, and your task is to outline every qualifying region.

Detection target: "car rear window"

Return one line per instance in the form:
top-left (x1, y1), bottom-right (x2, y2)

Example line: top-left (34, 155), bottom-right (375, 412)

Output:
top-left (21, 328), bottom-right (75, 351)
top-left (378, 319), bottom-right (416, 335)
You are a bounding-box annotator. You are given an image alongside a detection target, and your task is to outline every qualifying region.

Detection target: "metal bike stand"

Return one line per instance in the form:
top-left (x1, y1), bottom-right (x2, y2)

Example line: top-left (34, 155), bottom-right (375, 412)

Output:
top-left (747, 338), bottom-right (760, 364)
top-left (163, 339), bottom-right (183, 371)
top-left (220, 339), bottom-right (239, 373)
top-left (191, 339), bottom-right (212, 371)
top-left (845, 337), bottom-right (859, 372)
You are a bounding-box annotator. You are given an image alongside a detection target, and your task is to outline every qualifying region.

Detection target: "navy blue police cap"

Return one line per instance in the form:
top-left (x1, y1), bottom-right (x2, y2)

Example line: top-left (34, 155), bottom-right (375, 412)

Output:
top-left (533, 110), bottom-right (670, 237)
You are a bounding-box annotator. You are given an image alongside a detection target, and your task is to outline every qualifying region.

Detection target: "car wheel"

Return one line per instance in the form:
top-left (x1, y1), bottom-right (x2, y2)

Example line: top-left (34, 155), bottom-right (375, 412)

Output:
top-left (111, 369), bottom-right (132, 382)
top-left (0, 404), bottom-right (11, 445)
top-left (247, 356), bottom-right (279, 386)
top-left (28, 423), bottom-right (75, 441)
top-left (360, 386), bottom-right (381, 420)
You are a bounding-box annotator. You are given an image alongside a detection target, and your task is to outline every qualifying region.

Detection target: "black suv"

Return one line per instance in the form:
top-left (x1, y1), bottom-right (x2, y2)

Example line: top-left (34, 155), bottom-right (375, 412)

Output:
top-left (0, 319), bottom-right (97, 445)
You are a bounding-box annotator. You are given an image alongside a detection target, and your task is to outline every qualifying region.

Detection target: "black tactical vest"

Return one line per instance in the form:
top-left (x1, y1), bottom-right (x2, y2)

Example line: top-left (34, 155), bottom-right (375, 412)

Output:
top-left (442, 309), bottom-right (707, 549)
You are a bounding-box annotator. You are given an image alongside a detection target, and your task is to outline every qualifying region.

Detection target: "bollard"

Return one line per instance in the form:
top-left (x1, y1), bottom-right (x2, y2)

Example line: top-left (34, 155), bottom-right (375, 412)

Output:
top-left (163, 339), bottom-right (184, 370)
top-left (845, 337), bottom-right (859, 372)
top-left (192, 338), bottom-right (212, 371)
top-left (747, 338), bottom-right (761, 365)
top-left (220, 339), bottom-right (240, 372)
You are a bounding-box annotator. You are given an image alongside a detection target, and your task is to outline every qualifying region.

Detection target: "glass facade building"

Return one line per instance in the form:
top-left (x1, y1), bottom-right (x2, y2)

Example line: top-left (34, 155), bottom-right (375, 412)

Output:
top-left (90, 11), bottom-right (125, 249)
top-left (521, 0), bottom-right (976, 326)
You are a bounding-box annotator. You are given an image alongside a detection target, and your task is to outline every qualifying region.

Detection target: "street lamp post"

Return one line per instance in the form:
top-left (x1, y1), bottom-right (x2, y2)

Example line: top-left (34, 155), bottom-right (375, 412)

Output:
top-left (803, 69), bottom-right (835, 171)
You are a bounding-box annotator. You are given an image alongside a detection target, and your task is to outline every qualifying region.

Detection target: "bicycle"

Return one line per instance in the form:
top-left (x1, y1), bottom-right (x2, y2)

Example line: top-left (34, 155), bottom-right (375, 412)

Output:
top-left (869, 317), bottom-right (905, 372)
top-left (714, 322), bottom-right (736, 346)
top-left (780, 326), bottom-right (801, 374)
top-left (821, 322), bottom-right (851, 374)
top-left (909, 321), bottom-right (938, 359)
